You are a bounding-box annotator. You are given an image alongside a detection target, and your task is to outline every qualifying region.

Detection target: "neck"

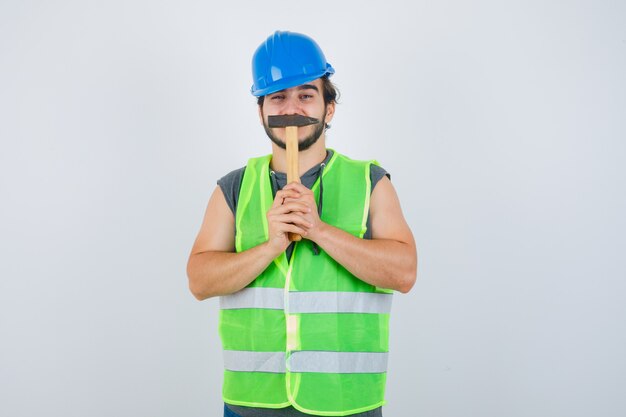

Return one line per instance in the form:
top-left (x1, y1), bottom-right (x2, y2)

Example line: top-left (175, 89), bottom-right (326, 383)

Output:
top-left (270, 138), bottom-right (327, 177)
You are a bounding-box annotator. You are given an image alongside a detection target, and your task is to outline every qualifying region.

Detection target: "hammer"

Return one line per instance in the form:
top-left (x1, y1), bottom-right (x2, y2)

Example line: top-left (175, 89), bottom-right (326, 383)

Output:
top-left (268, 114), bottom-right (320, 241)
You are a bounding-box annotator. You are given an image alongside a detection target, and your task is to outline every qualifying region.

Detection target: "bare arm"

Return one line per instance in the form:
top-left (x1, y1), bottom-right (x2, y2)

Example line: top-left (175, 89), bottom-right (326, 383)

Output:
top-left (285, 177), bottom-right (417, 293)
top-left (186, 186), bottom-right (310, 300)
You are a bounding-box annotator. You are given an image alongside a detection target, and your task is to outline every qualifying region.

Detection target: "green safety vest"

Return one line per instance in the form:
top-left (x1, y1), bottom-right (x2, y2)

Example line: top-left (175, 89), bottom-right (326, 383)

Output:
top-left (219, 150), bottom-right (393, 416)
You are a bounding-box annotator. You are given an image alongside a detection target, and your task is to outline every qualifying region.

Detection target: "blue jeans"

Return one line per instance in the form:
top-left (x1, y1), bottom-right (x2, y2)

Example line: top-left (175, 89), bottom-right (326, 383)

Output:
top-left (224, 404), bottom-right (383, 417)
top-left (224, 404), bottom-right (243, 417)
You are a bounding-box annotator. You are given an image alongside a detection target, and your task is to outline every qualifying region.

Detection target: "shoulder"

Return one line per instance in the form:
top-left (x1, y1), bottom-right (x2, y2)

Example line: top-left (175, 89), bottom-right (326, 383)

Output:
top-left (217, 166), bottom-right (246, 215)
top-left (330, 150), bottom-right (390, 192)
top-left (217, 166), bottom-right (246, 187)
top-left (370, 164), bottom-right (390, 191)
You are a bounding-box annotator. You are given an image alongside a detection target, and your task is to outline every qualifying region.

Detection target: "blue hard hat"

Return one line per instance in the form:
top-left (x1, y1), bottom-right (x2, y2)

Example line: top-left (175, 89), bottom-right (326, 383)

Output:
top-left (251, 31), bottom-right (335, 97)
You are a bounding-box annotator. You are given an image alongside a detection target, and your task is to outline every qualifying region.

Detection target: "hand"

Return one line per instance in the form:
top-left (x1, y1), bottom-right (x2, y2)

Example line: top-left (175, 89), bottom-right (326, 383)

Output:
top-left (282, 182), bottom-right (326, 242)
top-left (265, 187), bottom-right (312, 256)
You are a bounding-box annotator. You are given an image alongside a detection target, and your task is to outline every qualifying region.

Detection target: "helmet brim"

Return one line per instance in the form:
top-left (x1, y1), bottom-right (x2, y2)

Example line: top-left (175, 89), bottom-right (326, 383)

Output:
top-left (251, 66), bottom-right (334, 97)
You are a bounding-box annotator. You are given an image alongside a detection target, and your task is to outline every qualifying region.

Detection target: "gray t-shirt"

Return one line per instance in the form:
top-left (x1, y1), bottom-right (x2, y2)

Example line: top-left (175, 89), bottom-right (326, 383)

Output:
top-left (218, 150), bottom-right (388, 417)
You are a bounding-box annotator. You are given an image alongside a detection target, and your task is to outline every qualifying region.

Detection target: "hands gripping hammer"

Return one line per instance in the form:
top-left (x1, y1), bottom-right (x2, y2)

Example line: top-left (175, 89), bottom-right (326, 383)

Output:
top-left (268, 114), bottom-right (320, 242)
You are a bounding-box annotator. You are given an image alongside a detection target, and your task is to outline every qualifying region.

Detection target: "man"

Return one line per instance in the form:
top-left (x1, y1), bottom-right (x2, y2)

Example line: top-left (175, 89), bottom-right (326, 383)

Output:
top-left (187, 31), bottom-right (417, 417)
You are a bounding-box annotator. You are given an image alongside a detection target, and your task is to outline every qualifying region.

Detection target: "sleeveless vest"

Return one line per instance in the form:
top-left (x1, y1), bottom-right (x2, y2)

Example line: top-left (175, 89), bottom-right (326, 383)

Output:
top-left (219, 151), bottom-right (393, 416)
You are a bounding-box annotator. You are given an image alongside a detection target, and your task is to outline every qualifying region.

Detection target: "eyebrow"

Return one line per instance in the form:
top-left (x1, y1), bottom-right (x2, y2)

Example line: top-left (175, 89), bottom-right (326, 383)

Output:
top-left (297, 84), bottom-right (319, 92)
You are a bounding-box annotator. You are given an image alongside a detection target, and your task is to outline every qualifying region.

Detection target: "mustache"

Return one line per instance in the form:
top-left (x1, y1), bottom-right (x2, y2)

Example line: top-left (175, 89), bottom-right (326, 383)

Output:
top-left (263, 121), bottom-right (325, 151)
top-left (262, 108), bottom-right (328, 151)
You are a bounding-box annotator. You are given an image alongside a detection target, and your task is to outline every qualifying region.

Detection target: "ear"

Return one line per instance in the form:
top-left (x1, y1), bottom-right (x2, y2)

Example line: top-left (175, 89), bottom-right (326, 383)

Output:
top-left (324, 101), bottom-right (335, 124)
top-left (258, 105), bottom-right (264, 125)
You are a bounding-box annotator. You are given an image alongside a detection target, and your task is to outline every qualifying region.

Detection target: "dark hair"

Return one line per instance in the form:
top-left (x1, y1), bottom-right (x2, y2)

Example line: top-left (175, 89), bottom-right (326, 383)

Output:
top-left (256, 75), bottom-right (340, 107)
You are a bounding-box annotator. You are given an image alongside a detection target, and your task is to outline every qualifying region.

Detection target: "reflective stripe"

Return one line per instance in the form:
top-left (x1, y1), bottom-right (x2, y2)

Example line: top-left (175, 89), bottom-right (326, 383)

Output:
top-left (288, 291), bottom-right (392, 314)
top-left (288, 351), bottom-right (388, 374)
top-left (220, 287), bottom-right (284, 310)
top-left (223, 350), bottom-right (388, 374)
top-left (223, 350), bottom-right (286, 373)
top-left (221, 288), bottom-right (392, 313)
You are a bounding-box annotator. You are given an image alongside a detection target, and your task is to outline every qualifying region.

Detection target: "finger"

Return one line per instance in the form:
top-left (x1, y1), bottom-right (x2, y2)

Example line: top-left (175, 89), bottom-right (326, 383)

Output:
top-left (280, 201), bottom-right (311, 212)
top-left (268, 220), bottom-right (309, 237)
top-left (277, 189), bottom-right (302, 198)
top-left (269, 202), bottom-right (311, 215)
top-left (282, 197), bottom-right (306, 206)
top-left (270, 213), bottom-right (314, 227)
top-left (271, 189), bottom-right (302, 208)
top-left (281, 224), bottom-right (308, 236)
top-left (284, 196), bottom-right (317, 214)
top-left (283, 182), bottom-right (310, 194)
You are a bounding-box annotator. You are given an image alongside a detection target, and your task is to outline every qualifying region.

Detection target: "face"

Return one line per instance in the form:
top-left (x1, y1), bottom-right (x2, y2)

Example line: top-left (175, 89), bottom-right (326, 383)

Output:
top-left (259, 78), bottom-right (335, 151)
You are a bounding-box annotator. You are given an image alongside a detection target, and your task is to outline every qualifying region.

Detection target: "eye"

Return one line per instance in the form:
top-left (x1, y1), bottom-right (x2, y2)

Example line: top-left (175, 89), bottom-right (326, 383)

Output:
top-left (270, 94), bottom-right (285, 101)
top-left (300, 94), bottom-right (313, 100)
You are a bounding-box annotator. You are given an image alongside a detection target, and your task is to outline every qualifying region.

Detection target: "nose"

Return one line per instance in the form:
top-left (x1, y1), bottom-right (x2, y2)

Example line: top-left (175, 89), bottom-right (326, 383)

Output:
top-left (279, 94), bottom-right (303, 115)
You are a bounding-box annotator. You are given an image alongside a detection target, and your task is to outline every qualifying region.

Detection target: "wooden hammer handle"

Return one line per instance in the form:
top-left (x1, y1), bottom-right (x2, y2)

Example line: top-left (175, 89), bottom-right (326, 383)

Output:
top-left (285, 126), bottom-right (302, 242)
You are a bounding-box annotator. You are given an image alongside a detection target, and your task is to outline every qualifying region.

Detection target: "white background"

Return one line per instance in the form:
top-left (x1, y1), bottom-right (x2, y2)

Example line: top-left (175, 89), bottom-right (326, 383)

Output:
top-left (1, 1), bottom-right (625, 416)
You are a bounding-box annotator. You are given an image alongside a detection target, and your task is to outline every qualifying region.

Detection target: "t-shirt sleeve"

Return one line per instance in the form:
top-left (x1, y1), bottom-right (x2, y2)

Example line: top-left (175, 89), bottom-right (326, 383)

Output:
top-left (363, 164), bottom-right (390, 240)
top-left (370, 164), bottom-right (390, 191)
top-left (217, 166), bottom-right (246, 216)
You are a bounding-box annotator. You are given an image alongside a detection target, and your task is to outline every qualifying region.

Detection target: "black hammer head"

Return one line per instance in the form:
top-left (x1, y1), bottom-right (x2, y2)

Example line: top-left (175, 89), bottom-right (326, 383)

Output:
top-left (268, 114), bottom-right (320, 128)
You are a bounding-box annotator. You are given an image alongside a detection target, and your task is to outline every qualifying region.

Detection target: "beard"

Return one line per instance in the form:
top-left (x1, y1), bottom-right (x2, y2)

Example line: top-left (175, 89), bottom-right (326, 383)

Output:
top-left (262, 108), bottom-right (327, 151)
